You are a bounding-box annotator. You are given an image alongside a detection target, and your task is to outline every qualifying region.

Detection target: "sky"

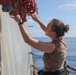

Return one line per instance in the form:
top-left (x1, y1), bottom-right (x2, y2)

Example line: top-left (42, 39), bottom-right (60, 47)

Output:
top-left (26, 0), bottom-right (76, 37)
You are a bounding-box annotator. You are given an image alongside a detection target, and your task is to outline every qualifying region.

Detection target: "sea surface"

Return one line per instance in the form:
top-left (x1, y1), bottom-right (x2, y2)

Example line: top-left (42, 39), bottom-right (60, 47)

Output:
top-left (32, 37), bottom-right (76, 75)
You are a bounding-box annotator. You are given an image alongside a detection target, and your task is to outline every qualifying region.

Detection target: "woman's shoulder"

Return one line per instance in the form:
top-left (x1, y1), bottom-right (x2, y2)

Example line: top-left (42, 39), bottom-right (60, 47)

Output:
top-left (61, 38), bottom-right (66, 47)
top-left (52, 38), bottom-right (66, 48)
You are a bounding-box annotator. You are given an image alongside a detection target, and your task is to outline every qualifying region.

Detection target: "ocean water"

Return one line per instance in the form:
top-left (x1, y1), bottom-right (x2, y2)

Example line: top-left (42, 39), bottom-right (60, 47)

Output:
top-left (32, 37), bottom-right (76, 75)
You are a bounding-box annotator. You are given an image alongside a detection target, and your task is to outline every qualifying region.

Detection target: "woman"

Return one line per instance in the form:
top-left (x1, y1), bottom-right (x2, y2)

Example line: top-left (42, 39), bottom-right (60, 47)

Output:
top-left (11, 14), bottom-right (69, 75)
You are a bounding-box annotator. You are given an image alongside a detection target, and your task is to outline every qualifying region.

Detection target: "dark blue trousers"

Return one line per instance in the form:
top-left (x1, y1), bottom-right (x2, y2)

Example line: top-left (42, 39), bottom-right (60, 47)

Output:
top-left (38, 69), bottom-right (65, 75)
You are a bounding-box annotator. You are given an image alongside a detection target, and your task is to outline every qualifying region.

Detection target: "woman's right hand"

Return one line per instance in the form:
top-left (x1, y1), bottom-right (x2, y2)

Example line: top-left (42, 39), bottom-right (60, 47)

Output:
top-left (11, 14), bottom-right (22, 23)
top-left (31, 14), bottom-right (40, 22)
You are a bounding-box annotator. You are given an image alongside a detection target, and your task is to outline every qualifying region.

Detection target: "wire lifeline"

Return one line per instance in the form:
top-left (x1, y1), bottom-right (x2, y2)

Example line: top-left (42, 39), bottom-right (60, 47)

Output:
top-left (30, 52), bottom-right (42, 58)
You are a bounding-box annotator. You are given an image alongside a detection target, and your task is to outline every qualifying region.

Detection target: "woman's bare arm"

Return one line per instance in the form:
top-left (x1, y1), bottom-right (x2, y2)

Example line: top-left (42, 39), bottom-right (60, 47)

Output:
top-left (31, 14), bottom-right (47, 32)
top-left (11, 14), bottom-right (55, 53)
top-left (19, 24), bottom-right (55, 53)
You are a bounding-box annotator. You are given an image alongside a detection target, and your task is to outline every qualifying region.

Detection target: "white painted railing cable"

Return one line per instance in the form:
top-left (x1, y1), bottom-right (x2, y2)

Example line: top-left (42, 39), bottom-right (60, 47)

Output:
top-left (30, 52), bottom-right (38, 70)
top-left (30, 52), bottom-right (42, 58)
